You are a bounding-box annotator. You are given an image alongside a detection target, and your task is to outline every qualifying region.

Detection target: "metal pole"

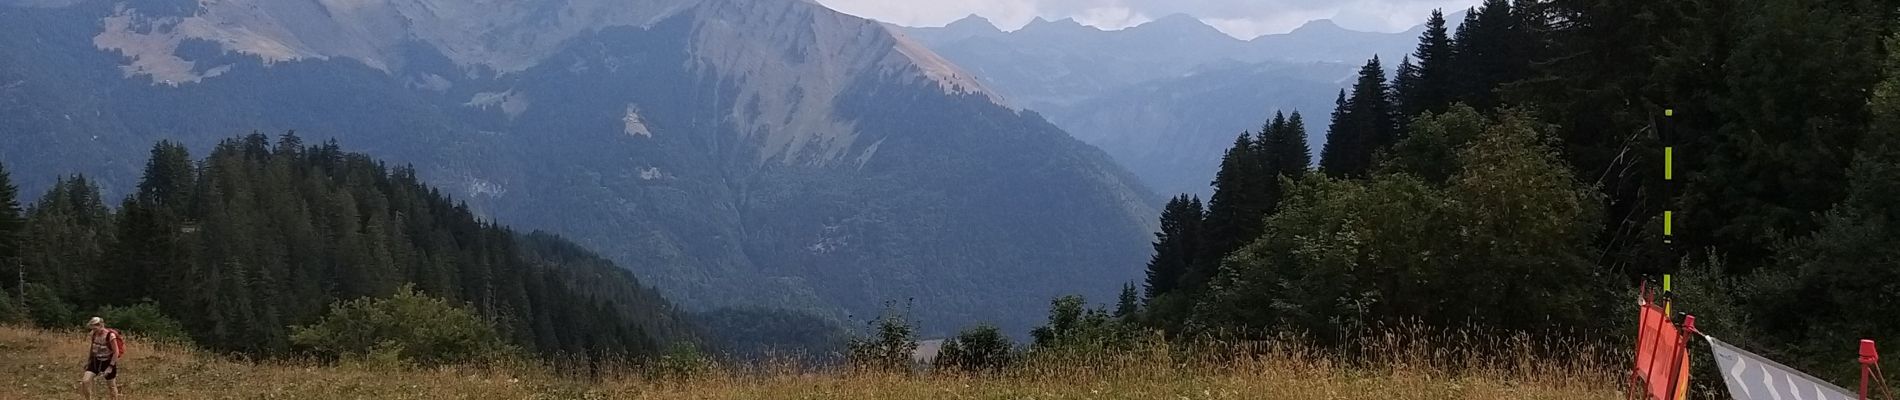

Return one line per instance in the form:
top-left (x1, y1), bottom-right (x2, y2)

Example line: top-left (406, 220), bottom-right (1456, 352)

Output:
top-left (1662, 108), bottom-right (1676, 248)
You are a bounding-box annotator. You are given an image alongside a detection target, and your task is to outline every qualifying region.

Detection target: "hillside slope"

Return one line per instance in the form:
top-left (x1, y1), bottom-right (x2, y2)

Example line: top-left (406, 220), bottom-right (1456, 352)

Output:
top-left (902, 15), bottom-right (1452, 197)
top-left (0, 0), bottom-right (1156, 334)
top-left (4, 134), bottom-right (696, 359)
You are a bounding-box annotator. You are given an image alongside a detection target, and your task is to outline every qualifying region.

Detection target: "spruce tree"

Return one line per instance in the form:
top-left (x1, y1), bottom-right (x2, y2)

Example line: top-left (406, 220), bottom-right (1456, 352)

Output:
top-left (1449, 0), bottom-right (1530, 110)
top-left (0, 161), bottom-right (20, 298)
top-left (1144, 195), bottom-right (1204, 299)
top-left (138, 142), bottom-right (195, 209)
top-left (1393, 56), bottom-right (1421, 118)
top-left (1259, 111), bottom-right (1313, 212)
top-left (1320, 90), bottom-right (1353, 176)
top-left (1114, 282), bottom-right (1139, 320)
top-left (1277, 112), bottom-right (1314, 174)
top-left (1202, 130), bottom-right (1274, 290)
top-left (1401, 10), bottom-right (1456, 117)
top-left (1254, 112), bottom-right (1291, 176)
top-left (1771, 36), bottom-right (1900, 377)
top-left (1692, 0), bottom-right (1886, 269)
top-left (1322, 57), bottom-right (1396, 178)
top-left (25, 177), bottom-right (113, 307)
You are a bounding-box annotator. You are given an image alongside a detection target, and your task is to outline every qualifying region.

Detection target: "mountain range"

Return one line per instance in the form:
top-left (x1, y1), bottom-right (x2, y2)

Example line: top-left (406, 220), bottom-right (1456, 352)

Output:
top-left (900, 13), bottom-right (1446, 197)
top-left (0, 0), bottom-right (1156, 335)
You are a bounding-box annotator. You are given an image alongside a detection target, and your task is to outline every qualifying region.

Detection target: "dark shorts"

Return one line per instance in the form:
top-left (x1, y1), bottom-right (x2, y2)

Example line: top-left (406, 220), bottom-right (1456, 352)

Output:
top-left (84, 358), bottom-right (117, 380)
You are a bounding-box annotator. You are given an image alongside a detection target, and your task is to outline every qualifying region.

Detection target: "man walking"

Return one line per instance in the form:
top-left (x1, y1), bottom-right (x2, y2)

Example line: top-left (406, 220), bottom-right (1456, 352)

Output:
top-left (78, 317), bottom-right (123, 399)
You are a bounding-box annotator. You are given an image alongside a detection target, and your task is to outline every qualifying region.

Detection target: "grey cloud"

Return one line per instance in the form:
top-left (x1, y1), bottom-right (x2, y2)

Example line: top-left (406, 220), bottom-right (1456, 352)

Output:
top-left (820, 0), bottom-right (1481, 37)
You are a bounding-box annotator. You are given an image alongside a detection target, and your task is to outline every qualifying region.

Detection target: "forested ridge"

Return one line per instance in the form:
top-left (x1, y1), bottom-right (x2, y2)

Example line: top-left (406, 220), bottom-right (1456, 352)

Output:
top-left (0, 133), bottom-right (694, 362)
top-left (990, 0), bottom-right (1900, 385)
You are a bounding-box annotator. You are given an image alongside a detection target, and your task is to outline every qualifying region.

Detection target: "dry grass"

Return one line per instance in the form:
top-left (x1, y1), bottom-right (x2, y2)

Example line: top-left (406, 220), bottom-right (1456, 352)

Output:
top-left (0, 325), bottom-right (1621, 399)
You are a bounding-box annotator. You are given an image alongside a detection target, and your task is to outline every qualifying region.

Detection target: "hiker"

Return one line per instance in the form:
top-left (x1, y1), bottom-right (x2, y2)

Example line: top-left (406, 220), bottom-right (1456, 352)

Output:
top-left (78, 317), bottom-right (124, 399)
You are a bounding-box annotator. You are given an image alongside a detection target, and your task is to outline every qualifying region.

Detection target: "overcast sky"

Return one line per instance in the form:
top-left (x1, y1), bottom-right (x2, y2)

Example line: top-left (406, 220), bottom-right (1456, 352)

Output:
top-left (815, 0), bottom-right (1483, 39)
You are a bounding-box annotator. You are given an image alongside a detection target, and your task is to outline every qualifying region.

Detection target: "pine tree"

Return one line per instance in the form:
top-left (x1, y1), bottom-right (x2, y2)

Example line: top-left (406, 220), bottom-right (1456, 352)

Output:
top-left (15, 134), bottom-right (689, 360)
top-left (1257, 111), bottom-right (1313, 219)
top-left (1144, 195), bottom-right (1204, 299)
top-left (1321, 57), bottom-right (1396, 178)
top-left (1320, 90), bottom-right (1352, 176)
top-left (1201, 131), bottom-right (1273, 289)
top-left (1268, 112), bottom-right (1315, 178)
top-left (1770, 35), bottom-right (1900, 378)
top-left (0, 161), bottom-right (21, 299)
top-left (1393, 56), bottom-right (1421, 118)
top-left (1449, 0), bottom-right (1532, 110)
top-left (1254, 112), bottom-right (1292, 182)
top-left (0, 163), bottom-right (18, 244)
top-left (1691, 0), bottom-right (1887, 270)
top-left (25, 177), bottom-right (113, 307)
top-left (138, 142), bottom-right (195, 209)
top-left (1400, 10), bottom-right (1456, 117)
top-left (1113, 282), bottom-right (1139, 321)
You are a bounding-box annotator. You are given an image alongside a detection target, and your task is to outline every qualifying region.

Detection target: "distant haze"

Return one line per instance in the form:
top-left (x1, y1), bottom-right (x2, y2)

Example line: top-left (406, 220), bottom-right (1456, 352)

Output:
top-left (816, 0), bottom-right (1482, 39)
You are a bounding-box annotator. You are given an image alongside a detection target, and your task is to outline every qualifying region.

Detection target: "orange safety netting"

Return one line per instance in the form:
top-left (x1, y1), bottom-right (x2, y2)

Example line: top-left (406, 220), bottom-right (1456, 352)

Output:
top-left (1632, 293), bottom-right (1690, 400)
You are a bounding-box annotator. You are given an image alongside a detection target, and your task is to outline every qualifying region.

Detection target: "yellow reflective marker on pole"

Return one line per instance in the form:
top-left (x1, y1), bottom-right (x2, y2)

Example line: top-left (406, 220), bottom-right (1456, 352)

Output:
top-left (1664, 211), bottom-right (1674, 237)
top-left (1664, 274), bottom-right (1674, 315)
top-left (1665, 147), bottom-right (1674, 180)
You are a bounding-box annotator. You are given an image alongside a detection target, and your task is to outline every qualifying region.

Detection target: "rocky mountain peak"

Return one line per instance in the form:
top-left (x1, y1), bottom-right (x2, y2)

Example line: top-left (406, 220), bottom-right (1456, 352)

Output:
top-left (1126, 13), bottom-right (1231, 42)
top-left (89, 0), bottom-right (700, 83)
top-left (944, 14), bottom-right (1000, 33)
top-left (1290, 19), bottom-right (1348, 35)
top-left (685, 0), bottom-right (1001, 164)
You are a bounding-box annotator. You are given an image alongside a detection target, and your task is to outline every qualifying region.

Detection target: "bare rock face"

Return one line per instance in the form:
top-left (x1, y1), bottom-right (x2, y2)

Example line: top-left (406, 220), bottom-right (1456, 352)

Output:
top-left (91, 0), bottom-right (693, 78)
top-left (0, 0), bottom-right (1153, 335)
top-left (86, 0), bottom-right (997, 166)
top-left (682, 0), bottom-right (998, 165)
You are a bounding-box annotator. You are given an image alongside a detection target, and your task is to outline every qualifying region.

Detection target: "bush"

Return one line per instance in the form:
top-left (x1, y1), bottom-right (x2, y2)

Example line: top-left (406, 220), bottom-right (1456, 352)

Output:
top-left (1202, 107), bottom-right (1616, 342)
top-left (934, 324), bottom-right (1014, 373)
top-left (846, 304), bottom-right (918, 372)
top-left (21, 284), bottom-right (74, 329)
top-left (95, 302), bottom-right (190, 344)
top-left (290, 285), bottom-right (511, 367)
top-left (1030, 295), bottom-right (1134, 352)
top-left (650, 342), bottom-right (715, 380)
top-left (0, 293), bottom-right (25, 324)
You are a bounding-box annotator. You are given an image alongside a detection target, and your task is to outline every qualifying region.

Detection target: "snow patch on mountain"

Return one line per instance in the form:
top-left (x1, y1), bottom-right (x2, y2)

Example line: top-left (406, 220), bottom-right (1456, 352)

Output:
top-left (465, 176), bottom-right (507, 199)
top-left (466, 91), bottom-right (530, 119)
top-left (638, 167), bottom-right (670, 181)
top-left (623, 105), bottom-right (654, 138)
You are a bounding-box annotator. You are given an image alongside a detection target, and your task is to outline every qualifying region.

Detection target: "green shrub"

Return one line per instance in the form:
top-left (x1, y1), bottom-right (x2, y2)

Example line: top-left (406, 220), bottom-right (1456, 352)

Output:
top-left (1030, 295), bottom-right (1134, 352)
top-left (0, 293), bottom-right (25, 324)
top-left (290, 285), bottom-right (511, 367)
top-left (847, 304), bottom-right (918, 372)
top-left (21, 284), bottom-right (74, 329)
top-left (934, 324), bottom-right (1015, 373)
top-left (650, 342), bottom-right (715, 380)
top-left (95, 302), bottom-right (190, 344)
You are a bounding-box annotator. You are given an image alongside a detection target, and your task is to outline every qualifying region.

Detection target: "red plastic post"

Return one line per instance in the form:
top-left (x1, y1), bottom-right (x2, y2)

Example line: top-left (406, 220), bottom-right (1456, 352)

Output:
top-left (1861, 340), bottom-right (1879, 400)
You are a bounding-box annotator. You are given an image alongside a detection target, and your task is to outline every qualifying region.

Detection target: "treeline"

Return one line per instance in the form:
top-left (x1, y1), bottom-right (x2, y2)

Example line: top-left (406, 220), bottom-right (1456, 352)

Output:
top-left (0, 133), bottom-right (694, 362)
top-left (1028, 0), bottom-right (1900, 383)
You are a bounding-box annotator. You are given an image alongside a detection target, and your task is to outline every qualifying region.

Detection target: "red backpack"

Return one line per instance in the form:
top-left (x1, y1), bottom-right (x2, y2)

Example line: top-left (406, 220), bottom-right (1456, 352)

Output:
top-left (102, 328), bottom-right (125, 358)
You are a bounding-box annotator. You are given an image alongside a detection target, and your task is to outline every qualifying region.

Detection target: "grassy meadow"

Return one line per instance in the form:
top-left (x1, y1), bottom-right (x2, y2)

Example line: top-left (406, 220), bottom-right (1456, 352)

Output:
top-left (0, 325), bottom-right (1621, 399)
